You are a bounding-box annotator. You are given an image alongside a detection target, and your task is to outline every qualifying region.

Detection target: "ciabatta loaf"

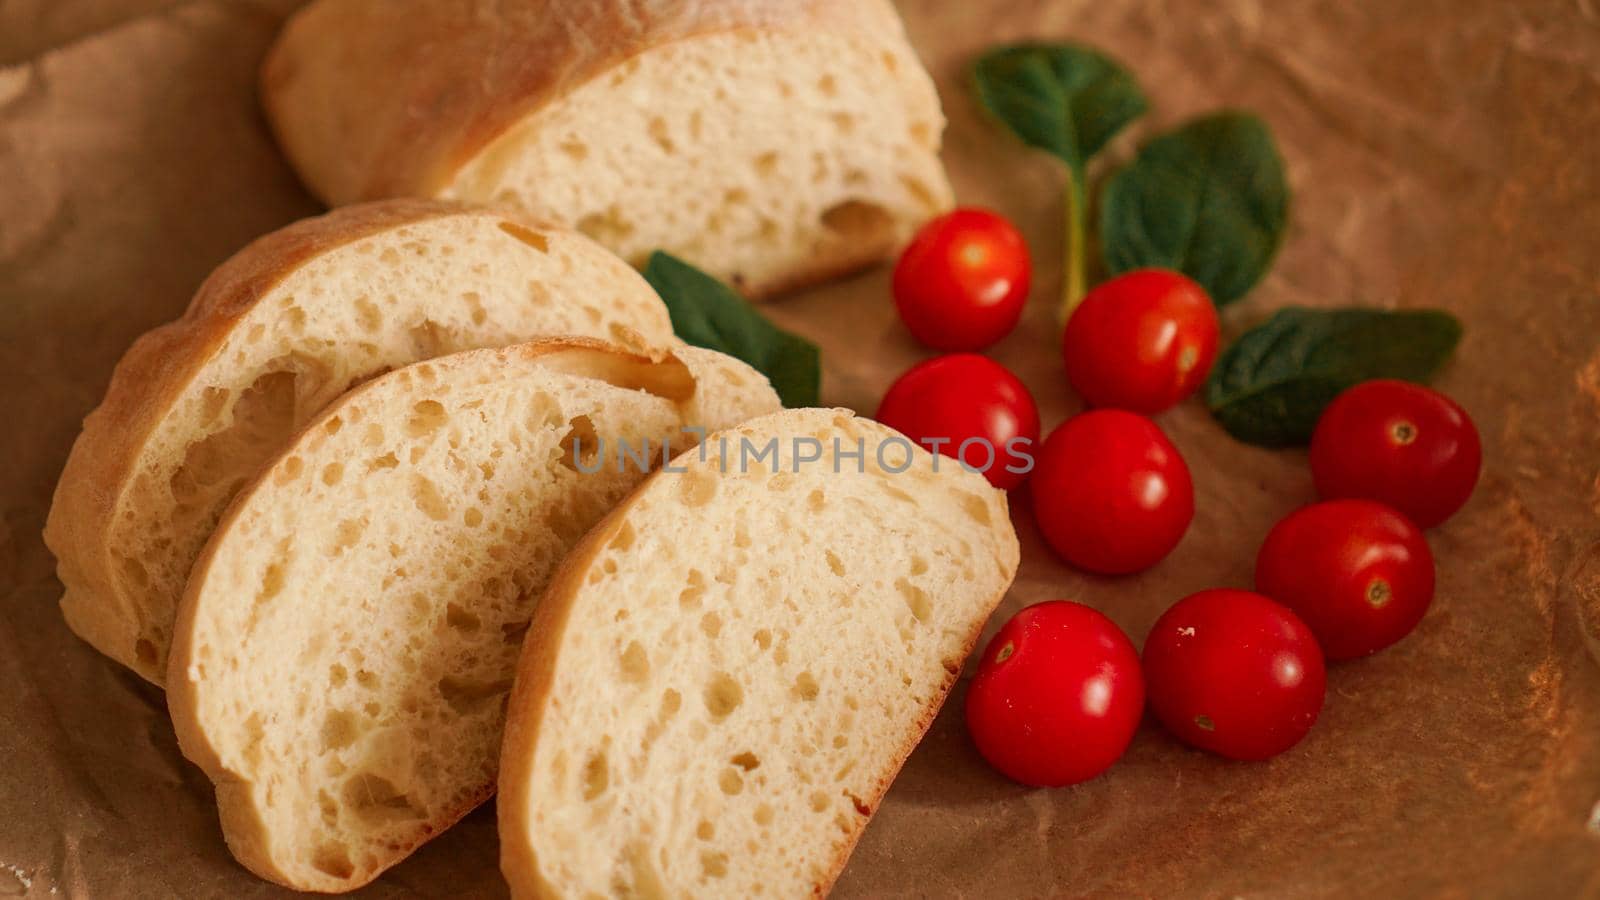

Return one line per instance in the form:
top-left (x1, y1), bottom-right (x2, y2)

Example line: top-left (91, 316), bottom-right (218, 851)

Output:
top-left (262, 0), bottom-right (953, 297)
top-left (45, 200), bottom-right (678, 685)
top-left (499, 409), bottom-right (1020, 898)
top-left (168, 339), bottom-right (780, 892)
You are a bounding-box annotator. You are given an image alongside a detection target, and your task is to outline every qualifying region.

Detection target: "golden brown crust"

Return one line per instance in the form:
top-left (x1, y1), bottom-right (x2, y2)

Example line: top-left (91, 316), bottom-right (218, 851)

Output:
top-left (262, 0), bottom-right (907, 205)
top-left (44, 199), bottom-right (481, 682)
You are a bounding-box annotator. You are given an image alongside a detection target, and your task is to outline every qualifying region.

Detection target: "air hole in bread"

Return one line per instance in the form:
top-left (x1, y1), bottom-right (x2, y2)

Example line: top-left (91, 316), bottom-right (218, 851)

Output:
top-left (317, 790), bottom-right (339, 826)
top-left (368, 452), bottom-right (399, 471)
top-left (958, 491), bottom-right (992, 525)
top-left (896, 578), bottom-right (932, 623)
top-left (312, 842), bottom-right (354, 879)
top-left (437, 675), bottom-right (511, 715)
top-left (831, 112), bottom-right (856, 134)
top-left (409, 475), bottom-right (450, 521)
top-left (754, 151), bottom-right (779, 176)
top-left (733, 523), bottom-right (751, 549)
top-left (353, 296), bottom-right (382, 332)
top-left (284, 306), bottom-right (307, 333)
top-left (731, 751), bottom-right (760, 771)
top-left (343, 773), bottom-right (425, 823)
top-left (496, 221), bottom-right (550, 253)
top-left (879, 482), bottom-right (916, 505)
top-left (702, 850), bottom-right (729, 879)
top-left (556, 415), bottom-right (600, 472)
top-left (753, 804), bottom-right (775, 826)
top-left (677, 469), bottom-right (718, 507)
top-left (825, 549), bottom-right (846, 577)
top-left (809, 790), bottom-right (829, 812)
top-left (900, 171), bottom-right (938, 207)
top-left (619, 641), bottom-right (650, 683)
top-left (463, 292), bottom-right (488, 326)
top-left (582, 752), bottom-right (609, 800)
top-left (679, 570), bottom-right (707, 608)
top-left (558, 138), bottom-right (589, 161)
top-left (463, 507), bottom-right (483, 528)
top-left (408, 319), bottom-right (459, 358)
top-left (648, 116), bottom-right (675, 153)
top-left (696, 820), bottom-right (715, 840)
top-left (320, 709), bottom-right (359, 752)
top-left (700, 612), bottom-right (723, 639)
top-left (576, 208), bottom-right (635, 245)
top-left (328, 663), bottom-right (347, 687)
top-left (817, 74), bottom-right (838, 98)
top-left (806, 489), bottom-right (825, 512)
top-left (134, 638), bottom-right (157, 667)
top-left (406, 400), bottom-right (447, 437)
top-left (703, 672), bottom-right (742, 719)
top-left (754, 629), bottom-right (772, 650)
top-left (330, 517), bottom-right (365, 554)
top-left (315, 461), bottom-right (343, 487)
top-left (119, 554), bottom-right (150, 588)
top-left (794, 672), bottom-right (820, 702)
top-left (444, 603), bottom-right (480, 632)
top-left (257, 559), bottom-right (286, 606)
top-left (718, 767), bottom-right (743, 796)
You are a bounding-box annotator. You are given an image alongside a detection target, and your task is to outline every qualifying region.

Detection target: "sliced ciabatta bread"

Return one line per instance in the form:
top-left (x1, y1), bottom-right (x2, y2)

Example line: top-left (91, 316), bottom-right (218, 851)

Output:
top-left (167, 339), bottom-right (780, 892)
top-left (45, 200), bottom-right (679, 685)
top-left (498, 409), bottom-right (1020, 899)
top-left (262, 0), bottom-right (953, 297)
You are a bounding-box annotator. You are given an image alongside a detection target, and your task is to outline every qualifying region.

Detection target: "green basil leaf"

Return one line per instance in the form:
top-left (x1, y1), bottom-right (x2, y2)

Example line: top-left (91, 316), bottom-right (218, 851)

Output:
top-left (642, 252), bottom-right (820, 408)
top-left (971, 43), bottom-right (1148, 175)
top-left (1205, 307), bottom-right (1463, 447)
top-left (1101, 111), bottom-right (1290, 305)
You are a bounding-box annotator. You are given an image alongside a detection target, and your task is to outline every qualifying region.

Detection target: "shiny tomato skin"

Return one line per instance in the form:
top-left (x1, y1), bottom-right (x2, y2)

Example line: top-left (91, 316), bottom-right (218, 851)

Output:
top-left (1062, 269), bottom-right (1220, 413)
top-left (1143, 589), bottom-right (1326, 761)
top-left (1310, 380), bottom-right (1481, 528)
top-left (893, 208), bottom-right (1031, 351)
top-left (876, 353), bottom-right (1040, 490)
top-left (1256, 500), bottom-right (1435, 660)
top-left (965, 601), bottom-right (1145, 787)
top-left (1029, 410), bottom-right (1194, 574)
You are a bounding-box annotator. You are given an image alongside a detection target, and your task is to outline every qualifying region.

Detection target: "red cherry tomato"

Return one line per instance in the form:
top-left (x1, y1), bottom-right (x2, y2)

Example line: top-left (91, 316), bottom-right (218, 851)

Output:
top-left (965, 601), bottom-right (1145, 787)
top-left (893, 208), bottom-right (1031, 351)
top-left (1309, 380), bottom-right (1481, 528)
top-left (876, 353), bottom-right (1040, 490)
top-left (1062, 269), bottom-right (1219, 413)
top-left (1255, 499), bottom-right (1435, 660)
top-left (1142, 589), bottom-right (1326, 761)
top-left (1029, 410), bottom-right (1193, 574)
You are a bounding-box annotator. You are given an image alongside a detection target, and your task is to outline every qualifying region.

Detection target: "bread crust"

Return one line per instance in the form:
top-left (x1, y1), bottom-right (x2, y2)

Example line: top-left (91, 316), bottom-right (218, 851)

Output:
top-left (263, 0), bottom-right (909, 205)
top-left (497, 409), bottom-right (1020, 898)
top-left (168, 338), bottom-right (773, 892)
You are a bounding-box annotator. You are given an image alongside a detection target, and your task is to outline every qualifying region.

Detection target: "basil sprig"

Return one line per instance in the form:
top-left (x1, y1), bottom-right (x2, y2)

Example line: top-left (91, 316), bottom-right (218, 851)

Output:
top-left (1204, 307), bottom-right (1462, 446)
top-left (972, 43), bottom-right (1148, 321)
top-left (641, 252), bottom-right (820, 408)
top-left (1101, 112), bottom-right (1290, 306)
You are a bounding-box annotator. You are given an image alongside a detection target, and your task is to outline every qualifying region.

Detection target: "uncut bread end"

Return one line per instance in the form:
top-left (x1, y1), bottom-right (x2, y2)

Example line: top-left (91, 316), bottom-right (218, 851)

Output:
top-left (44, 200), bottom-right (676, 685)
top-left (262, 0), bottom-right (953, 297)
top-left (499, 409), bottom-right (1020, 899)
top-left (166, 340), bottom-right (779, 892)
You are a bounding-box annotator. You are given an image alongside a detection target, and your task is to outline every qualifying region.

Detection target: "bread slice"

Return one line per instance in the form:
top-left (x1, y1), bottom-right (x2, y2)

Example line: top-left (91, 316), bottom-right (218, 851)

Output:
top-left (167, 339), bottom-right (780, 892)
top-left (261, 0), bottom-right (953, 297)
top-left (498, 409), bottom-right (1020, 899)
top-left (44, 200), bottom-right (679, 685)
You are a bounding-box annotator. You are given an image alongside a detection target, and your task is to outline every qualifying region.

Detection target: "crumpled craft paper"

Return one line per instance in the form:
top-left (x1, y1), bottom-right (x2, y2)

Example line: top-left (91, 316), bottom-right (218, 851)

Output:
top-left (2, 0), bottom-right (1599, 896)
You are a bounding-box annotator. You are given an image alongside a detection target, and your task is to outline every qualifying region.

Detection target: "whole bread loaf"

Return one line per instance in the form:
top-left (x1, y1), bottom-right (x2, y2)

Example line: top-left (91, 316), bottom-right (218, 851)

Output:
top-left (168, 339), bottom-right (780, 892)
top-left (498, 409), bottom-right (1020, 898)
top-left (44, 200), bottom-right (678, 685)
top-left (262, 0), bottom-right (953, 296)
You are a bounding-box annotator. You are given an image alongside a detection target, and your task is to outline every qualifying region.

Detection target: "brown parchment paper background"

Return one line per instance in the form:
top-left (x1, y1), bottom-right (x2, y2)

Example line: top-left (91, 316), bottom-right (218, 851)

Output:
top-left (2, 0), bottom-right (1599, 896)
